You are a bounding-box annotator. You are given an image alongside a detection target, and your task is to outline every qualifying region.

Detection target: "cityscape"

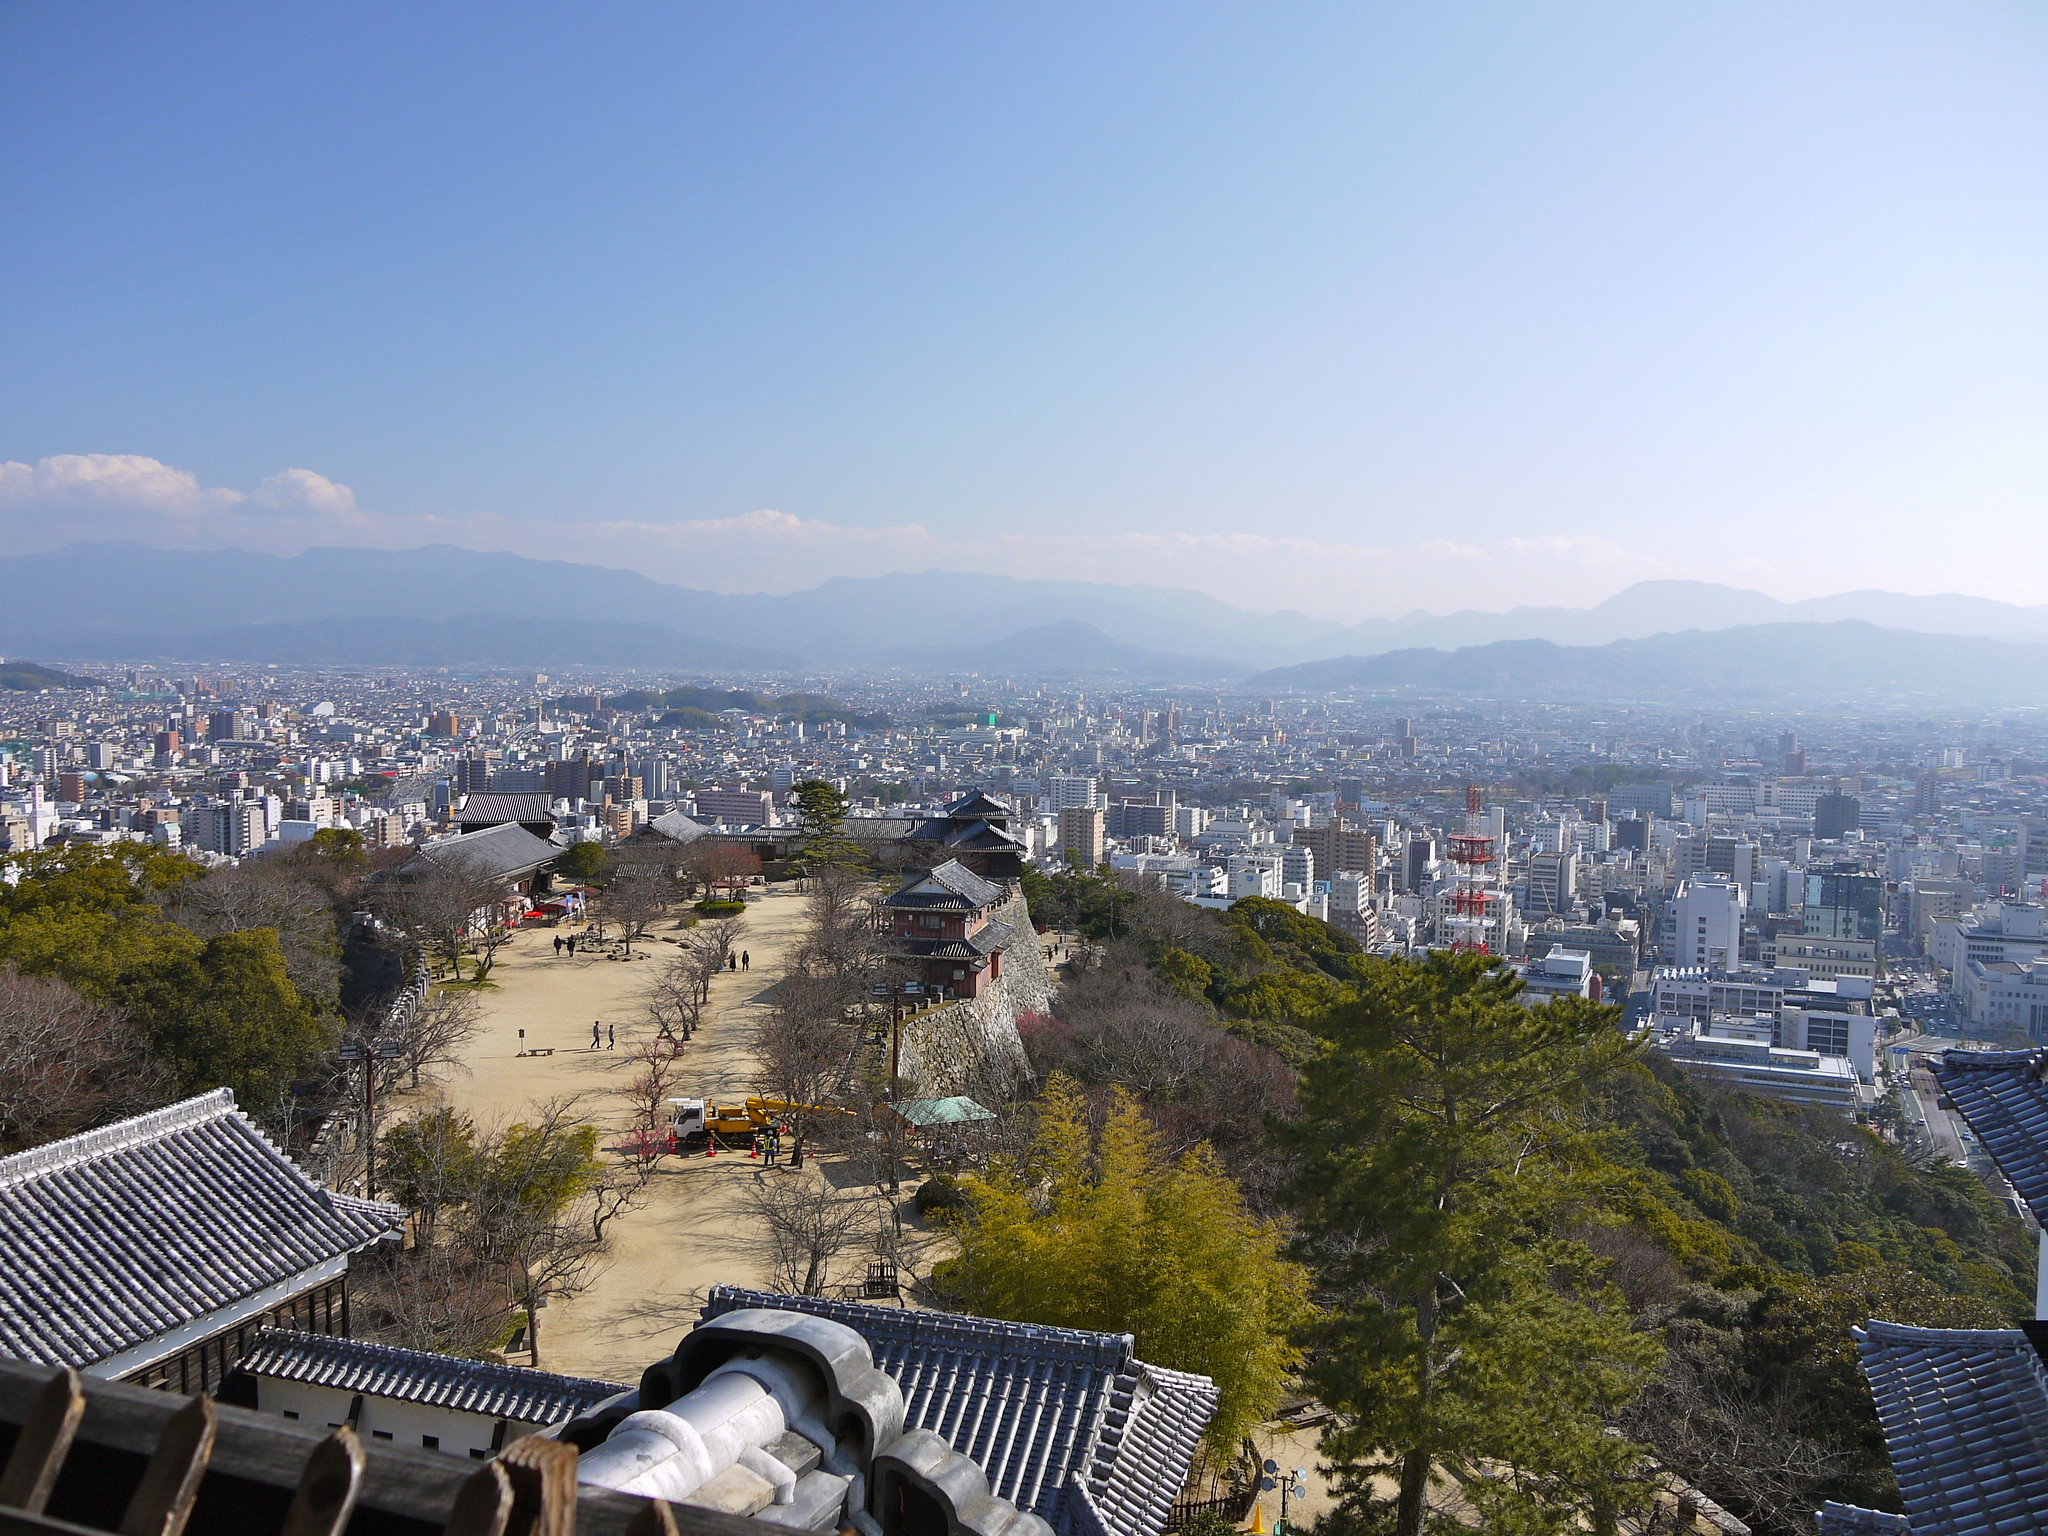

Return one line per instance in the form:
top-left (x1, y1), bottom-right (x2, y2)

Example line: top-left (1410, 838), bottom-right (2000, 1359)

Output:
top-left (5, 8), bottom-right (2048, 1536)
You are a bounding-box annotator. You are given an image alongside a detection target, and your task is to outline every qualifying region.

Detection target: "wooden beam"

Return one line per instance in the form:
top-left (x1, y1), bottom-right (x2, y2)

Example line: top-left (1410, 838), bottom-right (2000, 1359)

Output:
top-left (279, 1428), bottom-right (364, 1536)
top-left (117, 1397), bottom-right (213, 1536)
top-left (0, 1369), bottom-right (84, 1515)
top-left (497, 1438), bottom-right (578, 1536)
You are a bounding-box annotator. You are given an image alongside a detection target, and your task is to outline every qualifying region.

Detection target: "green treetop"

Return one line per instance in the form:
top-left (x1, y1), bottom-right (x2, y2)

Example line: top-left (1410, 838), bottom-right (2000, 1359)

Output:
top-left (790, 779), bottom-right (862, 871)
top-left (1281, 951), bottom-right (1660, 1536)
top-left (937, 1074), bottom-right (1310, 1457)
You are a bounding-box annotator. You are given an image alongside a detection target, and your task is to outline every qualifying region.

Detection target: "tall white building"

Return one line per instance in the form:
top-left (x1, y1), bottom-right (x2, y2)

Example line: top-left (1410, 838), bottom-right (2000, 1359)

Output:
top-left (1670, 875), bottom-right (1746, 970)
top-left (1046, 775), bottom-right (1101, 811)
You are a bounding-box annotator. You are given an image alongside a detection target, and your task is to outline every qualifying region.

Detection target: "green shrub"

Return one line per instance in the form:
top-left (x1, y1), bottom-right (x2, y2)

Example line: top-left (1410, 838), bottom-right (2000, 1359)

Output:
top-left (693, 899), bottom-right (746, 917)
top-left (914, 1173), bottom-right (969, 1217)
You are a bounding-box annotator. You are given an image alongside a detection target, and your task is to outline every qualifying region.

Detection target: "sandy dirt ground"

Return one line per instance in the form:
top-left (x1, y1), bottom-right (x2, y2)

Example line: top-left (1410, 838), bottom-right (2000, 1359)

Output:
top-left (396, 892), bottom-right (1331, 1529)
top-left (410, 886), bottom-right (866, 1385)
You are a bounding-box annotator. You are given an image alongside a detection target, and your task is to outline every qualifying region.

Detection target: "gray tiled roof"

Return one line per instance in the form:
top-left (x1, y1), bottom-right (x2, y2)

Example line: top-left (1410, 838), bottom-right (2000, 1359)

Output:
top-left (922, 920), bottom-right (1017, 961)
top-left (1929, 1049), bottom-right (2048, 1220)
top-left (1854, 1319), bottom-right (2048, 1536)
top-left (1817, 1503), bottom-right (1911, 1534)
top-left (700, 1287), bottom-right (1216, 1536)
top-left (943, 792), bottom-right (1015, 821)
top-left (414, 821), bottom-right (561, 881)
top-left (0, 1091), bottom-right (405, 1369)
top-left (943, 820), bottom-right (1028, 852)
top-left (643, 809), bottom-right (712, 845)
top-left (457, 791), bottom-right (555, 826)
top-left (234, 1329), bottom-right (623, 1425)
top-left (841, 817), bottom-right (923, 842)
top-left (885, 860), bottom-right (1008, 913)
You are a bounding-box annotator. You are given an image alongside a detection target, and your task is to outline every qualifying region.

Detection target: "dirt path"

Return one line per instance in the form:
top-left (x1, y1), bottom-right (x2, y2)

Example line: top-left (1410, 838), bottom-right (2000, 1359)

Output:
top-left (425, 887), bottom-right (817, 1384)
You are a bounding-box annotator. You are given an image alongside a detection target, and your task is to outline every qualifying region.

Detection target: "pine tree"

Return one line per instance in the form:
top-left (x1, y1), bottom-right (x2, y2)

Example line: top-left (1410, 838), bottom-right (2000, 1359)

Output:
top-left (1281, 951), bottom-right (1660, 1536)
top-left (790, 779), bottom-right (862, 871)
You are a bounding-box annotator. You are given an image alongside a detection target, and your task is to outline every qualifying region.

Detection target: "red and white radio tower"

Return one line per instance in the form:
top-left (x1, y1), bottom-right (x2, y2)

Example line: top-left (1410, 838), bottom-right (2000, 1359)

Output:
top-left (1445, 784), bottom-right (1495, 954)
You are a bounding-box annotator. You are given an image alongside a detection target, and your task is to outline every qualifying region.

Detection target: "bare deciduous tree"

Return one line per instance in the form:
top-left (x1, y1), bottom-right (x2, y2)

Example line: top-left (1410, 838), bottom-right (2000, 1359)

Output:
top-left (381, 986), bottom-right (483, 1091)
top-left (644, 950), bottom-right (707, 1044)
top-left (736, 1169), bottom-right (873, 1296)
top-left (350, 1240), bottom-right (513, 1359)
top-left (602, 848), bottom-right (678, 957)
top-left (755, 995), bottom-right (858, 1168)
top-left (0, 967), bottom-right (174, 1152)
top-left (368, 1095), bottom-right (644, 1367)
top-left (698, 915), bottom-right (746, 973)
top-left (373, 858), bottom-right (515, 981)
top-left (163, 860), bottom-right (344, 1012)
top-left (617, 1032), bottom-right (687, 1169)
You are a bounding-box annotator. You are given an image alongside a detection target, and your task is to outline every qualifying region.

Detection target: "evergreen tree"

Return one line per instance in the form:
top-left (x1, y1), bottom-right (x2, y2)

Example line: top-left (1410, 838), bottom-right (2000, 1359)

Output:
top-left (554, 839), bottom-right (609, 884)
top-left (940, 1075), bottom-right (1309, 1455)
top-left (790, 779), bottom-right (862, 870)
top-left (1282, 952), bottom-right (1659, 1536)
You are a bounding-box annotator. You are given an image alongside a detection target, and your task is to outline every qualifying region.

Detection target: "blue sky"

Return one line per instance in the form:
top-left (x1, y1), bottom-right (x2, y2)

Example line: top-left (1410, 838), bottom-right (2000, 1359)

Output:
top-left (3, 2), bottom-right (2045, 618)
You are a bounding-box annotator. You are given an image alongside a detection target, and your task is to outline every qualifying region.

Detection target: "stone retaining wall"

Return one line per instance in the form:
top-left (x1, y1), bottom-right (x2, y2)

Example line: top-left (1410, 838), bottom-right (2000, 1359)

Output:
top-left (895, 889), bottom-right (1054, 1100)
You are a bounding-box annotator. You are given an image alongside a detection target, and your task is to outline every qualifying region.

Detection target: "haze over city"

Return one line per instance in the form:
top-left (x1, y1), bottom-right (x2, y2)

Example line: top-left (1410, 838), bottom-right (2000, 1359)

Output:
top-left (12, 11), bottom-right (2048, 1536)
top-left (4, 3), bottom-right (2047, 618)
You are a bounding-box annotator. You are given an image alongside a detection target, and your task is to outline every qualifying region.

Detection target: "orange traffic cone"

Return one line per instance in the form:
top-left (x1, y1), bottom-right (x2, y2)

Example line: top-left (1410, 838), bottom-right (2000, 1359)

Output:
top-left (706, 1137), bottom-right (717, 1158)
top-left (748, 1139), bottom-right (758, 1159)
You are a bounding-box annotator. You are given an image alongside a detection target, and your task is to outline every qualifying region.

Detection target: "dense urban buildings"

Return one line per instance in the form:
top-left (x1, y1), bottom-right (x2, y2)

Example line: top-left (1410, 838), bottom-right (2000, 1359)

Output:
top-left (12, 657), bottom-right (2048, 1107)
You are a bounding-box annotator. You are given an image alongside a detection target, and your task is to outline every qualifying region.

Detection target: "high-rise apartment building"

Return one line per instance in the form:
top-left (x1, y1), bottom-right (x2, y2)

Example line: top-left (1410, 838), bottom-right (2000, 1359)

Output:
top-left (544, 757), bottom-right (598, 803)
top-left (1526, 850), bottom-right (1578, 917)
top-left (1059, 805), bottom-right (1106, 868)
top-left (1047, 776), bottom-right (1100, 811)
top-left (1803, 869), bottom-right (1884, 941)
top-left (1293, 820), bottom-right (1377, 879)
top-left (1670, 875), bottom-right (1746, 970)
top-left (189, 800), bottom-right (267, 857)
top-left (1675, 833), bottom-right (1757, 889)
top-left (1107, 801), bottom-right (1172, 839)
top-left (1813, 792), bottom-right (1862, 840)
top-left (694, 789), bottom-right (774, 826)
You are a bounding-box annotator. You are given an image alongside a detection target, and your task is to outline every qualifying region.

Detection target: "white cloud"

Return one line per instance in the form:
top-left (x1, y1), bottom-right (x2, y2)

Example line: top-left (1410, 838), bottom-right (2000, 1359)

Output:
top-left (0, 452), bottom-right (243, 516)
top-left (8, 449), bottom-right (2007, 620)
top-left (252, 468), bottom-right (357, 516)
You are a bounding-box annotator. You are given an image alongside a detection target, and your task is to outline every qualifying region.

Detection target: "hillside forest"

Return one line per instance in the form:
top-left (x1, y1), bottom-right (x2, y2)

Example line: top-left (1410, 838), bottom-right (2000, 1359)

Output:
top-left (0, 838), bottom-right (2025, 1536)
top-left (982, 866), bottom-right (2030, 1536)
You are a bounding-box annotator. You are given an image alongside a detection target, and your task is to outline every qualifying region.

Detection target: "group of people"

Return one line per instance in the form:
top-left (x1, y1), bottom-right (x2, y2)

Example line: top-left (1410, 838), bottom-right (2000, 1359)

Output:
top-left (548, 931), bottom-right (753, 972)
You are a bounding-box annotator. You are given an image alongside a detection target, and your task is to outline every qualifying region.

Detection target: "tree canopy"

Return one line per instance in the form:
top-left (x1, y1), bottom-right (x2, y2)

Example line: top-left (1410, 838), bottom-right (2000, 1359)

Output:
top-left (0, 844), bottom-right (334, 1121)
top-left (937, 1074), bottom-right (1309, 1456)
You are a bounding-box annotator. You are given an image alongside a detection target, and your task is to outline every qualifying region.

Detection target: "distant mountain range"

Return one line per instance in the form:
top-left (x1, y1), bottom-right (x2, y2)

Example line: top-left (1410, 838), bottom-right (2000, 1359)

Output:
top-left (1248, 621), bottom-right (2048, 704)
top-left (0, 660), bottom-right (102, 691)
top-left (9, 541), bottom-right (2048, 677)
top-left (60, 616), bottom-right (795, 671)
top-left (0, 542), bottom-right (1330, 671)
top-left (910, 621), bottom-right (1247, 683)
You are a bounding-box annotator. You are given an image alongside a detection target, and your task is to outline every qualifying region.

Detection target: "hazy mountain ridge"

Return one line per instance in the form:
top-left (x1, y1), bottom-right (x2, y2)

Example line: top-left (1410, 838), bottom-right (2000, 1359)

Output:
top-left (0, 542), bottom-right (1340, 667)
top-left (53, 615), bottom-right (794, 671)
top-left (1249, 620), bottom-right (2048, 703)
top-left (1313, 579), bottom-right (2048, 656)
top-left (7, 542), bottom-right (2048, 671)
top-left (928, 620), bottom-right (1248, 682)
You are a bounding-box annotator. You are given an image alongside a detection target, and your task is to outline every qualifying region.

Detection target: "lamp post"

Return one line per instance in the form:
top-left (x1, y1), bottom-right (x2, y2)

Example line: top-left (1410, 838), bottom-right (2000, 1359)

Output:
top-left (337, 1038), bottom-right (404, 1197)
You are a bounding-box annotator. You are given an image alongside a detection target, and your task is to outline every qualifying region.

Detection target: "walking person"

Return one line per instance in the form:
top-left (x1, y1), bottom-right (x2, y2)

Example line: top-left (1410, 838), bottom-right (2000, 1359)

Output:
top-left (591, 1020), bottom-right (602, 1050)
top-left (554, 934), bottom-right (564, 956)
top-left (741, 950), bottom-right (750, 971)
top-left (607, 1023), bottom-right (616, 1049)
top-left (728, 953), bottom-right (738, 972)
top-left (567, 935), bottom-right (576, 956)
